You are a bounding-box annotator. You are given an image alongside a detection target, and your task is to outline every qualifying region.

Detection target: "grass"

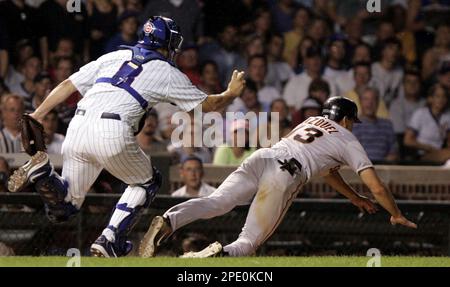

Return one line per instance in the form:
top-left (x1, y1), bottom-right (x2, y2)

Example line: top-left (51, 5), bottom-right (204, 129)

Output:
top-left (1, 256), bottom-right (450, 267)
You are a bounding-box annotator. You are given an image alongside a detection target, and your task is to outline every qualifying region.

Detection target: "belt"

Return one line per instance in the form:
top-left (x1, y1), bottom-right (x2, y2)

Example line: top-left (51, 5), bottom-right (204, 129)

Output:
top-left (75, 109), bottom-right (121, 121)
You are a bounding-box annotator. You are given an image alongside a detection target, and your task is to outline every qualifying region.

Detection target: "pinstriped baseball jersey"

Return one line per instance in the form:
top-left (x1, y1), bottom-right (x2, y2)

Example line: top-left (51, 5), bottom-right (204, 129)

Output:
top-left (273, 116), bottom-right (373, 180)
top-left (69, 49), bottom-right (207, 132)
top-left (61, 49), bottom-right (208, 208)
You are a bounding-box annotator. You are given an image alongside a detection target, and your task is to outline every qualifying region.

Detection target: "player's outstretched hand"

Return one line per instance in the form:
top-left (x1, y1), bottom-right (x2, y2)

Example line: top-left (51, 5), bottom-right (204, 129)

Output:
top-left (351, 195), bottom-right (378, 214)
top-left (227, 70), bottom-right (246, 97)
top-left (390, 215), bottom-right (418, 229)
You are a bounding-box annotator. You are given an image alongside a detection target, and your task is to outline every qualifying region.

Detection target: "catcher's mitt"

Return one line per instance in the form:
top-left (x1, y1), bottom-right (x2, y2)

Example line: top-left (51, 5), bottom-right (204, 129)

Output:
top-left (20, 114), bottom-right (46, 156)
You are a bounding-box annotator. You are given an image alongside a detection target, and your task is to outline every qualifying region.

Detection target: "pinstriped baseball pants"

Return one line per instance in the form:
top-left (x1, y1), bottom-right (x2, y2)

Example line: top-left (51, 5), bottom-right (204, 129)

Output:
top-left (61, 112), bottom-right (153, 208)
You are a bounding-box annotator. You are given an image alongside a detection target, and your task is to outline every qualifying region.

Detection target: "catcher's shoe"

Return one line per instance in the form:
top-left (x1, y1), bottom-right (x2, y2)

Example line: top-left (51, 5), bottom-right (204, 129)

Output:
top-left (90, 235), bottom-right (133, 258)
top-left (180, 241), bottom-right (225, 258)
top-left (138, 216), bottom-right (172, 257)
top-left (8, 151), bottom-right (50, 192)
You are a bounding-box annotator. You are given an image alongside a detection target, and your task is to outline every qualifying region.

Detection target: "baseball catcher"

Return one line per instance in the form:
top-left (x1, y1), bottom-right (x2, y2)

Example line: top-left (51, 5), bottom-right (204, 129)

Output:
top-left (8, 16), bottom-right (245, 257)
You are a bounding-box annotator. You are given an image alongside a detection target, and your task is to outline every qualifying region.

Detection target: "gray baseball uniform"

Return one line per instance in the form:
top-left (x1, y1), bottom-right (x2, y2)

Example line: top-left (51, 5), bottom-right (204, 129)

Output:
top-left (164, 116), bottom-right (373, 256)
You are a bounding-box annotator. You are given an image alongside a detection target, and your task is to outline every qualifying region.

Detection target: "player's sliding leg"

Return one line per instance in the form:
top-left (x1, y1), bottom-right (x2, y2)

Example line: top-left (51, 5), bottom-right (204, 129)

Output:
top-left (181, 156), bottom-right (306, 257)
top-left (8, 151), bottom-right (81, 223)
top-left (138, 148), bottom-right (272, 258)
top-left (90, 140), bottom-right (161, 257)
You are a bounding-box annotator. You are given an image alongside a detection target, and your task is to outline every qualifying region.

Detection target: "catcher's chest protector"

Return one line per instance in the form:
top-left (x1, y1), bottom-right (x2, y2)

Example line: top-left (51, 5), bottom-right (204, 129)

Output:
top-left (95, 46), bottom-right (175, 134)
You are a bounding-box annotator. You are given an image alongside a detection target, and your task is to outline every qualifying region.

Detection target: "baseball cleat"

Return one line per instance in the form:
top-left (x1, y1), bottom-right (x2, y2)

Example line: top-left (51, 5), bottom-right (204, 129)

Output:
top-left (8, 151), bottom-right (50, 193)
top-left (138, 216), bottom-right (172, 258)
top-left (90, 235), bottom-right (132, 258)
top-left (180, 241), bottom-right (223, 258)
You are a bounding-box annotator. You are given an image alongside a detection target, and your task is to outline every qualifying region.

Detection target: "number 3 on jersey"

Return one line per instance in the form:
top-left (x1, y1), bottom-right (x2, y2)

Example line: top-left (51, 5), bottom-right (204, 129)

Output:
top-left (294, 127), bottom-right (323, 144)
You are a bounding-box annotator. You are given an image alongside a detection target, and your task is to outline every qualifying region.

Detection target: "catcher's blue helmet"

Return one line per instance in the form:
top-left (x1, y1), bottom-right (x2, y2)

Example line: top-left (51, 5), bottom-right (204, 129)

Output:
top-left (137, 16), bottom-right (183, 54)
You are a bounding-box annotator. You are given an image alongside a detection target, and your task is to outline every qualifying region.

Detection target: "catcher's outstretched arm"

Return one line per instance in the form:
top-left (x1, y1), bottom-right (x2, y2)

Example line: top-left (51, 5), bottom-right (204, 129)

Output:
top-left (30, 79), bottom-right (78, 121)
top-left (201, 70), bottom-right (246, 112)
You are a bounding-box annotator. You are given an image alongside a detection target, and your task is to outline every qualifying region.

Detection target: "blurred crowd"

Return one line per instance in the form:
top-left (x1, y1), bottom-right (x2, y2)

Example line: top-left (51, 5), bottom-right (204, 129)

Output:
top-left (0, 0), bottom-right (449, 187)
top-left (1, 0), bottom-right (450, 256)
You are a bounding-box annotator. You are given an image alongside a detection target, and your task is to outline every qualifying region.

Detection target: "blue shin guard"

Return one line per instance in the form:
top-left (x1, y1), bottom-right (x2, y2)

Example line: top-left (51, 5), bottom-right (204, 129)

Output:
top-left (102, 167), bottom-right (162, 256)
top-left (34, 173), bottom-right (78, 224)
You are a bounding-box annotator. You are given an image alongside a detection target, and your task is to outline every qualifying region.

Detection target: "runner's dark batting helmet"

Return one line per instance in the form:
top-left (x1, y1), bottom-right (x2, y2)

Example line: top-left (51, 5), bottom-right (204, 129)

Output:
top-left (322, 97), bottom-right (361, 123)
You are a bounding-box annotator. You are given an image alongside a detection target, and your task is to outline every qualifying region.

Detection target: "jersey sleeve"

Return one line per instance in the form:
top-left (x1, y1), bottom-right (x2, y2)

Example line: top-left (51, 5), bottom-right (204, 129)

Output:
top-left (342, 140), bottom-right (373, 174)
top-left (167, 68), bottom-right (208, 112)
top-left (68, 59), bottom-right (101, 96)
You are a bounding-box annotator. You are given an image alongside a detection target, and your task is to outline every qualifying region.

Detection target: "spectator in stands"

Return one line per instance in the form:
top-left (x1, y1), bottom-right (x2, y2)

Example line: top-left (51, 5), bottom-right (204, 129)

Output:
top-left (292, 35), bottom-right (315, 73)
top-left (168, 116), bottom-right (213, 164)
top-left (240, 35), bottom-right (265, 68)
top-left (266, 33), bottom-right (294, 93)
top-left (270, 0), bottom-right (295, 33)
top-left (372, 20), bottom-right (396, 60)
top-left (140, 0), bottom-right (204, 45)
top-left (283, 6), bottom-right (311, 67)
top-left (335, 42), bottom-right (372, 96)
top-left (200, 24), bottom-right (243, 87)
top-left (386, 1), bottom-right (417, 64)
top-left (228, 55), bottom-right (280, 112)
top-left (247, 55), bottom-right (281, 105)
top-left (352, 87), bottom-right (398, 162)
top-left (53, 56), bottom-right (79, 133)
top-left (9, 56), bottom-right (41, 99)
top-left (171, 156), bottom-right (216, 197)
top-left (124, 0), bottom-right (142, 12)
top-left (284, 46), bottom-right (336, 111)
top-left (352, 42), bottom-right (372, 64)
top-left (152, 102), bottom-right (181, 140)
top-left (25, 73), bottom-right (52, 112)
top-left (343, 18), bottom-right (363, 62)
top-left (0, 94), bottom-right (24, 153)
top-left (310, 0), bottom-right (337, 27)
top-left (292, 96), bottom-right (323, 126)
top-left (438, 61), bottom-right (450, 91)
top-left (234, 80), bottom-right (270, 138)
top-left (49, 38), bottom-right (79, 71)
top-left (308, 78), bottom-right (330, 104)
top-left (198, 60), bottom-right (222, 95)
top-left (253, 8), bottom-right (273, 40)
top-left (42, 110), bottom-right (65, 154)
top-left (345, 62), bottom-right (389, 119)
top-left (137, 110), bottom-right (167, 153)
top-left (105, 11), bottom-right (139, 53)
top-left (389, 68), bottom-right (425, 150)
top-left (87, 0), bottom-right (119, 60)
top-left (371, 37), bottom-right (404, 108)
top-left (0, 0), bottom-right (40, 55)
top-left (237, 80), bottom-right (270, 115)
top-left (39, 0), bottom-right (89, 68)
top-left (306, 17), bottom-right (330, 50)
top-left (404, 83), bottom-right (450, 163)
top-left (269, 98), bottom-right (292, 138)
top-left (177, 45), bottom-right (201, 87)
top-left (213, 119), bottom-right (256, 165)
top-left (323, 36), bottom-right (348, 81)
top-left (4, 40), bottom-right (34, 90)
top-left (421, 23), bottom-right (450, 83)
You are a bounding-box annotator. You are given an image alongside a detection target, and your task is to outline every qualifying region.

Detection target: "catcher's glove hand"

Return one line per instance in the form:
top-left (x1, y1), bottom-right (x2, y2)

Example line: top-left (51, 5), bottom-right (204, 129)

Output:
top-left (20, 114), bottom-right (46, 156)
